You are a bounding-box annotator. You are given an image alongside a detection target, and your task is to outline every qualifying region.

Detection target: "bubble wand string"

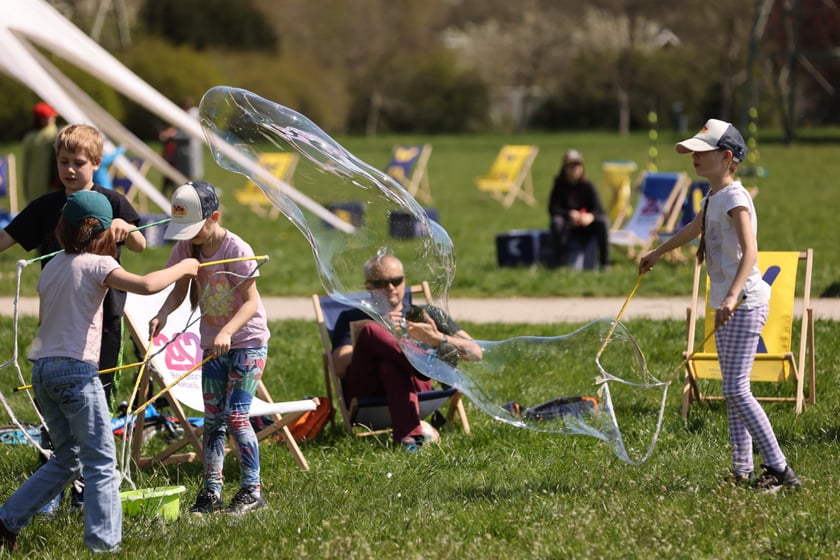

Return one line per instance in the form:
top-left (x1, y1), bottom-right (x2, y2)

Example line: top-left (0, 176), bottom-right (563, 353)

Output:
top-left (11, 254), bottom-right (267, 390)
top-left (117, 336), bottom-right (155, 491)
top-left (12, 257), bottom-right (268, 392)
top-left (595, 273), bottom-right (643, 361)
top-left (22, 218), bottom-right (172, 266)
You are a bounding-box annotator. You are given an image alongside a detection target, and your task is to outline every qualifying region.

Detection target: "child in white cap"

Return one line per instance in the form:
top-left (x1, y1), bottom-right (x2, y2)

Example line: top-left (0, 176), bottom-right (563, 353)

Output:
top-left (150, 181), bottom-right (271, 515)
top-left (638, 119), bottom-right (801, 492)
top-left (0, 191), bottom-right (197, 553)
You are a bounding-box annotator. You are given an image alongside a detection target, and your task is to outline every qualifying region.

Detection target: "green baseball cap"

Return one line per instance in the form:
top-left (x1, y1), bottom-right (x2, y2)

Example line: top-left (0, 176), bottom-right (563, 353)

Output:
top-left (63, 190), bottom-right (113, 232)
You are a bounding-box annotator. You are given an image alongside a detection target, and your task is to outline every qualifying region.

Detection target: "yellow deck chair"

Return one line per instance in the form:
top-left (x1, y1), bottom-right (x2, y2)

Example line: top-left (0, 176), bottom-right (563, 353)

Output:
top-left (385, 144), bottom-right (433, 204)
top-left (682, 249), bottom-right (815, 416)
top-left (235, 152), bottom-right (299, 218)
top-left (312, 281), bottom-right (470, 438)
top-left (123, 288), bottom-right (318, 470)
top-left (0, 153), bottom-right (19, 214)
top-left (475, 145), bottom-right (538, 208)
top-left (609, 170), bottom-right (690, 258)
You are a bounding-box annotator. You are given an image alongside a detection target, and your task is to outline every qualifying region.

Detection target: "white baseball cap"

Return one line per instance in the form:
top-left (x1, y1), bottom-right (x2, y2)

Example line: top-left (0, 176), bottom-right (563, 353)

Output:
top-left (675, 118), bottom-right (747, 162)
top-left (164, 181), bottom-right (220, 240)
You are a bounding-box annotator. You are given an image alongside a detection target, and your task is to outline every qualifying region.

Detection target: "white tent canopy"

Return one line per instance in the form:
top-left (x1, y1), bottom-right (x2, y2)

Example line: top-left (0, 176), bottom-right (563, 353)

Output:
top-left (0, 0), bottom-right (351, 231)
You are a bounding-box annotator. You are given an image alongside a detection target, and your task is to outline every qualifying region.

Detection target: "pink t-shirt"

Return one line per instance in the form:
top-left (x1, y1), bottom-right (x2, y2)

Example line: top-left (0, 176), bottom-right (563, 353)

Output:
top-left (166, 230), bottom-right (269, 350)
top-left (29, 252), bottom-right (121, 364)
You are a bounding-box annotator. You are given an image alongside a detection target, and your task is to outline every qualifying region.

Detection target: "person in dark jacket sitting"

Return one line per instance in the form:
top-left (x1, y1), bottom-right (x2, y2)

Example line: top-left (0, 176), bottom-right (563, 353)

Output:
top-left (548, 150), bottom-right (610, 270)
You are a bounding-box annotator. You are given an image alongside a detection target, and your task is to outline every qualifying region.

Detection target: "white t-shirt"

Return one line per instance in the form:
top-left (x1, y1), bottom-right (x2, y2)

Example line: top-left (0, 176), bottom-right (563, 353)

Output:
top-left (703, 181), bottom-right (770, 309)
top-left (29, 252), bottom-right (121, 364)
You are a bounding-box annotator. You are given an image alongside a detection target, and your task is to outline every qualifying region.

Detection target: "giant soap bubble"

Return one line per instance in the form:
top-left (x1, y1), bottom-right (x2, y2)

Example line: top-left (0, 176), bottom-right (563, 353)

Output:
top-left (199, 86), bottom-right (669, 465)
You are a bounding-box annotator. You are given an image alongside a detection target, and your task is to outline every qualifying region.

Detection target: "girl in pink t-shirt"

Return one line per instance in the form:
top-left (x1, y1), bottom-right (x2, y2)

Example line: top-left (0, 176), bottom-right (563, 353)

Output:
top-left (151, 181), bottom-right (270, 516)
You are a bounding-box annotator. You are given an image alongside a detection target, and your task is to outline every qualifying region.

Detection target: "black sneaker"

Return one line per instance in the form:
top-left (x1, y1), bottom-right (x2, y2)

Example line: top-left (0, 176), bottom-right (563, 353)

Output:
top-left (0, 519), bottom-right (19, 552)
top-left (755, 464), bottom-right (802, 492)
top-left (224, 487), bottom-right (266, 514)
top-left (189, 488), bottom-right (223, 515)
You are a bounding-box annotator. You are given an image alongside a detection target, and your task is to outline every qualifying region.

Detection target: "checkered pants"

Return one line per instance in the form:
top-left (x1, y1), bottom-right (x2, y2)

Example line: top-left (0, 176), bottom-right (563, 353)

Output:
top-left (717, 304), bottom-right (786, 476)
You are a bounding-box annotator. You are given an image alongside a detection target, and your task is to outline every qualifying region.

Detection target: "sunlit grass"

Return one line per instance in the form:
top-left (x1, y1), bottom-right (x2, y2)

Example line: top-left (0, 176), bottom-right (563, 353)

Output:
top-left (0, 317), bottom-right (838, 558)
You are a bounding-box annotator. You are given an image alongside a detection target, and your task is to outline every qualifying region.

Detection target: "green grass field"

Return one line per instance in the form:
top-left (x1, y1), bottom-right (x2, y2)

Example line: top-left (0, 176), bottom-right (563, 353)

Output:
top-left (0, 130), bottom-right (838, 558)
top-left (1, 129), bottom-right (838, 299)
top-left (0, 316), bottom-right (837, 558)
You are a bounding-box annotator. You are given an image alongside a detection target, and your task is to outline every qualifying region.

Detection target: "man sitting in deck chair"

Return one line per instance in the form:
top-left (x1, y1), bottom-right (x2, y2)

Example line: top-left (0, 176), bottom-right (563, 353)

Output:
top-left (331, 254), bottom-right (482, 452)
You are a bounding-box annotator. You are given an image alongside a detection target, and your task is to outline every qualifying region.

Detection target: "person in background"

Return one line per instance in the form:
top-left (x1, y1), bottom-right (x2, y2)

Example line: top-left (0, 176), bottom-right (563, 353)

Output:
top-left (330, 254), bottom-right (482, 452)
top-left (159, 97), bottom-right (204, 196)
top-left (21, 102), bottom-right (61, 204)
top-left (548, 150), bottom-right (610, 270)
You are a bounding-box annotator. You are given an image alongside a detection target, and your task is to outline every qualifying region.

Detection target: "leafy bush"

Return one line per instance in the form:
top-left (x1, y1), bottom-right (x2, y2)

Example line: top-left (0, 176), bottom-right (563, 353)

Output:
top-left (139, 0), bottom-right (277, 53)
top-left (0, 76), bottom-right (41, 142)
top-left (116, 39), bottom-right (225, 139)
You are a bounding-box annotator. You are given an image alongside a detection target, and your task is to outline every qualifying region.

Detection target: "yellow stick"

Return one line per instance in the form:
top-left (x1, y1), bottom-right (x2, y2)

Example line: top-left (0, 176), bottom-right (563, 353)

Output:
top-left (14, 360), bottom-right (147, 392)
top-left (131, 354), bottom-right (214, 416)
top-left (595, 273), bottom-right (643, 361)
top-left (200, 255), bottom-right (269, 268)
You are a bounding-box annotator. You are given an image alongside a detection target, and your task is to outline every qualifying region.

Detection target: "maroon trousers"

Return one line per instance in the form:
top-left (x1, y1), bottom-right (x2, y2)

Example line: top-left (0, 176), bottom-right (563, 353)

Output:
top-left (344, 322), bottom-right (433, 442)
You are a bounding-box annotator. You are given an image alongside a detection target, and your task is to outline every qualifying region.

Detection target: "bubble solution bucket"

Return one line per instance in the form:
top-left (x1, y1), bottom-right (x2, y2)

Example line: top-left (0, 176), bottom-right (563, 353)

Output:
top-left (120, 485), bottom-right (186, 522)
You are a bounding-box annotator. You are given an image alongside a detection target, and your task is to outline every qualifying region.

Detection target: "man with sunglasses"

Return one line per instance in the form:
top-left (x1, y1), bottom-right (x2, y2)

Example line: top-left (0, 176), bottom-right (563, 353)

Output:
top-left (330, 254), bottom-right (481, 452)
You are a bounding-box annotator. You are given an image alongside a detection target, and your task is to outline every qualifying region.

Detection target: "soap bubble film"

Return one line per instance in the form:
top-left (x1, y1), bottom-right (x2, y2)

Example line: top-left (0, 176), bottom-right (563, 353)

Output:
top-left (199, 86), bottom-right (669, 464)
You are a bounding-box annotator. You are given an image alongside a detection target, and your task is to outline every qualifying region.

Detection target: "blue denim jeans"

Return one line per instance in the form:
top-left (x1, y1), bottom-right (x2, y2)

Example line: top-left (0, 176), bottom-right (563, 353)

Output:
top-left (0, 357), bottom-right (121, 552)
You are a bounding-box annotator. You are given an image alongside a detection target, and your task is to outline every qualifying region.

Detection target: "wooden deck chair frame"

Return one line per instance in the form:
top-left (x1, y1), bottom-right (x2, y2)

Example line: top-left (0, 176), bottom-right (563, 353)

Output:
top-left (235, 152), bottom-right (299, 218)
top-left (122, 289), bottom-right (318, 470)
top-left (0, 153), bottom-right (19, 214)
top-left (609, 170), bottom-right (690, 258)
top-left (682, 249), bottom-right (815, 416)
top-left (385, 144), bottom-right (433, 204)
top-left (312, 281), bottom-right (470, 437)
top-left (475, 145), bottom-right (538, 208)
top-left (112, 157), bottom-right (153, 214)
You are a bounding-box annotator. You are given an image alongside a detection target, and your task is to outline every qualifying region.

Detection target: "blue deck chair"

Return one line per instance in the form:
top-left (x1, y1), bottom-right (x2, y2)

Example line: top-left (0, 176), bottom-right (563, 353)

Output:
top-left (609, 171), bottom-right (690, 258)
top-left (312, 282), bottom-right (470, 436)
top-left (0, 153), bottom-right (19, 216)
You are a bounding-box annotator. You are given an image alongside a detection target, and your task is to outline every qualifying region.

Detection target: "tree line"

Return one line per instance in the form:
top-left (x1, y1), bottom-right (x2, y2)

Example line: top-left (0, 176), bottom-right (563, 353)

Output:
top-left (0, 0), bottom-right (837, 142)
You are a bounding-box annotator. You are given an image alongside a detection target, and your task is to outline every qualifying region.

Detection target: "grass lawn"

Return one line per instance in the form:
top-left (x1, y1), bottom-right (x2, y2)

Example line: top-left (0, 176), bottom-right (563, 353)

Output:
top-left (0, 129), bottom-right (837, 557)
top-left (1, 129), bottom-right (838, 300)
top-left (0, 316), bottom-right (837, 559)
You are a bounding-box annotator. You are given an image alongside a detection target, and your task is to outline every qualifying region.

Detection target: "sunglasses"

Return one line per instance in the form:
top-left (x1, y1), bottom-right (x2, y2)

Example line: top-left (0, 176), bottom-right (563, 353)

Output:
top-left (367, 276), bottom-right (404, 289)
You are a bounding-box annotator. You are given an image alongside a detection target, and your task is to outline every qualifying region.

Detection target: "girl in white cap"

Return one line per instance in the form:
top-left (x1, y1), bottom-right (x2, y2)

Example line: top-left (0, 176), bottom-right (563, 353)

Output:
top-left (150, 181), bottom-right (271, 515)
top-left (638, 119), bottom-right (801, 492)
top-left (0, 191), bottom-right (198, 553)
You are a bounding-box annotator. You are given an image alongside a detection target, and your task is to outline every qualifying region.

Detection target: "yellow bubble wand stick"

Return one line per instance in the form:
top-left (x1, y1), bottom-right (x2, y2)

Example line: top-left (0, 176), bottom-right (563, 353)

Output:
top-left (595, 273), bottom-right (643, 362)
top-left (130, 354), bottom-right (215, 417)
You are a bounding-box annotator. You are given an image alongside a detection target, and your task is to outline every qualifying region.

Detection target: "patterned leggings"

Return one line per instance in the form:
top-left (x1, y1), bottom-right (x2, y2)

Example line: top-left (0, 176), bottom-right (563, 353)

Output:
top-left (201, 346), bottom-right (267, 494)
top-left (717, 305), bottom-right (786, 476)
